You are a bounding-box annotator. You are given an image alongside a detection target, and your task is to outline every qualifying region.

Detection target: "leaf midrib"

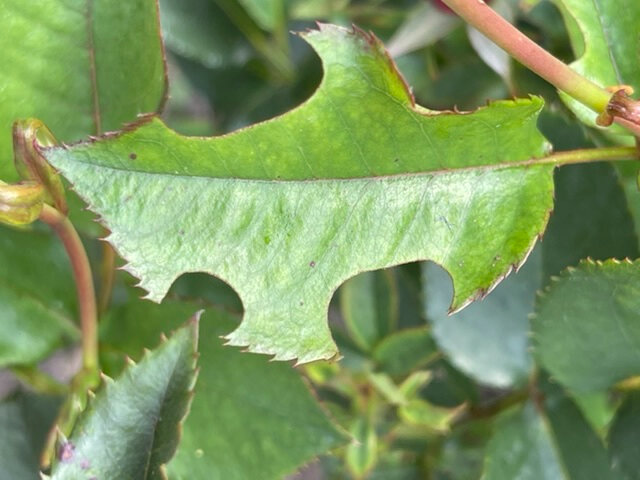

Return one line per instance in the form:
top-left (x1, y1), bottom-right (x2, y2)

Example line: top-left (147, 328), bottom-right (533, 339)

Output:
top-left (141, 349), bottom-right (187, 479)
top-left (52, 149), bottom-right (552, 184)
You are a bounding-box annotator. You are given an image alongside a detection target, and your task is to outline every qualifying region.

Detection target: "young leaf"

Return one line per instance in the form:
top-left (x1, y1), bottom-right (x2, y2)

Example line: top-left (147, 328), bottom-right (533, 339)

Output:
top-left (553, 0), bottom-right (640, 132)
top-left (340, 270), bottom-right (398, 352)
top-left (398, 399), bottom-right (465, 433)
top-left (0, 0), bottom-right (166, 181)
top-left (533, 259), bottom-right (640, 393)
top-left (49, 317), bottom-right (199, 479)
top-left (346, 417), bottom-right (378, 479)
top-left (0, 225), bottom-right (79, 367)
top-left (43, 24), bottom-right (553, 363)
top-left (99, 298), bottom-right (348, 480)
top-left (372, 327), bottom-right (438, 377)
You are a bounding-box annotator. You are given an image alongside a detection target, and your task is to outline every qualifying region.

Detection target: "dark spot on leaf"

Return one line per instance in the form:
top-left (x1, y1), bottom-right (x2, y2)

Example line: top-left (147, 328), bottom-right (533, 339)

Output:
top-left (394, 158), bottom-right (399, 163)
top-left (299, 301), bottom-right (304, 306)
top-left (179, 229), bottom-right (185, 236)
top-left (309, 261), bottom-right (316, 267)
top-left (129, 153), bottom-right (137, 160)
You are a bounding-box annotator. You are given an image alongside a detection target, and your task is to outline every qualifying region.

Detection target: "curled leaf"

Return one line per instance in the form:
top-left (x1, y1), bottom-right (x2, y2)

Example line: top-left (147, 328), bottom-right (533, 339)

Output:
top-left (0, 180), bottom-right (45, 226)
top-left (13, 119), bottom-right (67, 214)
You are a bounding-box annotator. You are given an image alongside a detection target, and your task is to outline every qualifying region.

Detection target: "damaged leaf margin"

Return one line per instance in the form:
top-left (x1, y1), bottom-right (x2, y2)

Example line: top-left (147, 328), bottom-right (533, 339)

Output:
top-left (40, 24), bottom-right (554, 363)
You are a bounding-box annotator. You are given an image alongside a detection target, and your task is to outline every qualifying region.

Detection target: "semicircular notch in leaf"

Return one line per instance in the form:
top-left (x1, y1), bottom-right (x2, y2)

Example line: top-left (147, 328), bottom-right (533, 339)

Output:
top-left (533, 259), bottom-right (640, 393)
top-left (49, 316), bottom-right (199, 479)
top-left (43, 24), bottom-right (554, 363)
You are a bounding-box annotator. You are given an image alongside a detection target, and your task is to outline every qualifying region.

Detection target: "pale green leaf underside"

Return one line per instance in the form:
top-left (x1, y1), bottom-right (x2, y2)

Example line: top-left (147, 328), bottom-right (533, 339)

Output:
top-left (45, 24), bottom-right (553, 363)
top-left (533, 259), bottom-right (640, 393)
top-left (50, 319), bottom-right (198, 479)
top-left (553, 0), bottom-right (640, 132)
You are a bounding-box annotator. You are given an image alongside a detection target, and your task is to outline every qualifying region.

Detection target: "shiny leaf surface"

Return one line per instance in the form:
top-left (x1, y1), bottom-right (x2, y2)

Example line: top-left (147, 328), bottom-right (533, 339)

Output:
top-left (50, 318), bottom-right (199, 479)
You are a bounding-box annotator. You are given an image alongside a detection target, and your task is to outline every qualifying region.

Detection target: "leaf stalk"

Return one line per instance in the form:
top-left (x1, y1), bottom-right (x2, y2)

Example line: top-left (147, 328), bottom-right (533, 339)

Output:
top-left (520, 146), bottom-right (639, 168)
top-left (38, 204), bottom-right (98, 372)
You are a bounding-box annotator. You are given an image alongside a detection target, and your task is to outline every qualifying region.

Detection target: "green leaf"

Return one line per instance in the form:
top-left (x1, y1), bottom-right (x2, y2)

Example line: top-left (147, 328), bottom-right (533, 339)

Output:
top-left (50, 317), bottom-right (199, 479)
top-left (609, 392), bottom-right (640, 480)
top-left (44, 24), bottom-right (553, 363)
top-left (346, 417), bottom-right (378, 479)
top-left (533, 259), bottom-right (640, 392)
top-left (99, 297), bottom-right (348, 480)
top-left (572, 391), bottom-right (617, 438)
top-left (422, 247), bottom-right (540, 388)
top-left (553, 0), bottom-right (640, 132)
top-left (0, 391), bottom-right (61, 480)
top-left (340, 270), bottom-right (398, 352)
top-left (372, 327), bottom-right (438, 377)
top-left (398, 399), bottom-right (464, 433)
top-left (0, 225), bottom-right (79, 367)
top-left (483, 384), bottom-right (617, 479)
top-left (0, 0), bottom-right (166, 181)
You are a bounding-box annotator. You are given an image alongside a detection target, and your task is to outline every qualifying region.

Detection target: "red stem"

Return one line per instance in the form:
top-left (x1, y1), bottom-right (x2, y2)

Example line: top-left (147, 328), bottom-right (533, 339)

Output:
top-left (39, 204), bottom-right (98, 371)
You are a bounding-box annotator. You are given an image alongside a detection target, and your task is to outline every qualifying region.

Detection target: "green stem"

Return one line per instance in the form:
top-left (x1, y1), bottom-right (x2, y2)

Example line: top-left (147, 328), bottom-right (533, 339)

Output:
top-left (449, 146), bottom-right (638, 173)
top-left (517, 145), bottom-right (639, 168)
top-left (39, 204), bottom-right (98, 372)
top-left (442, 0), bottom-right (612, 114)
